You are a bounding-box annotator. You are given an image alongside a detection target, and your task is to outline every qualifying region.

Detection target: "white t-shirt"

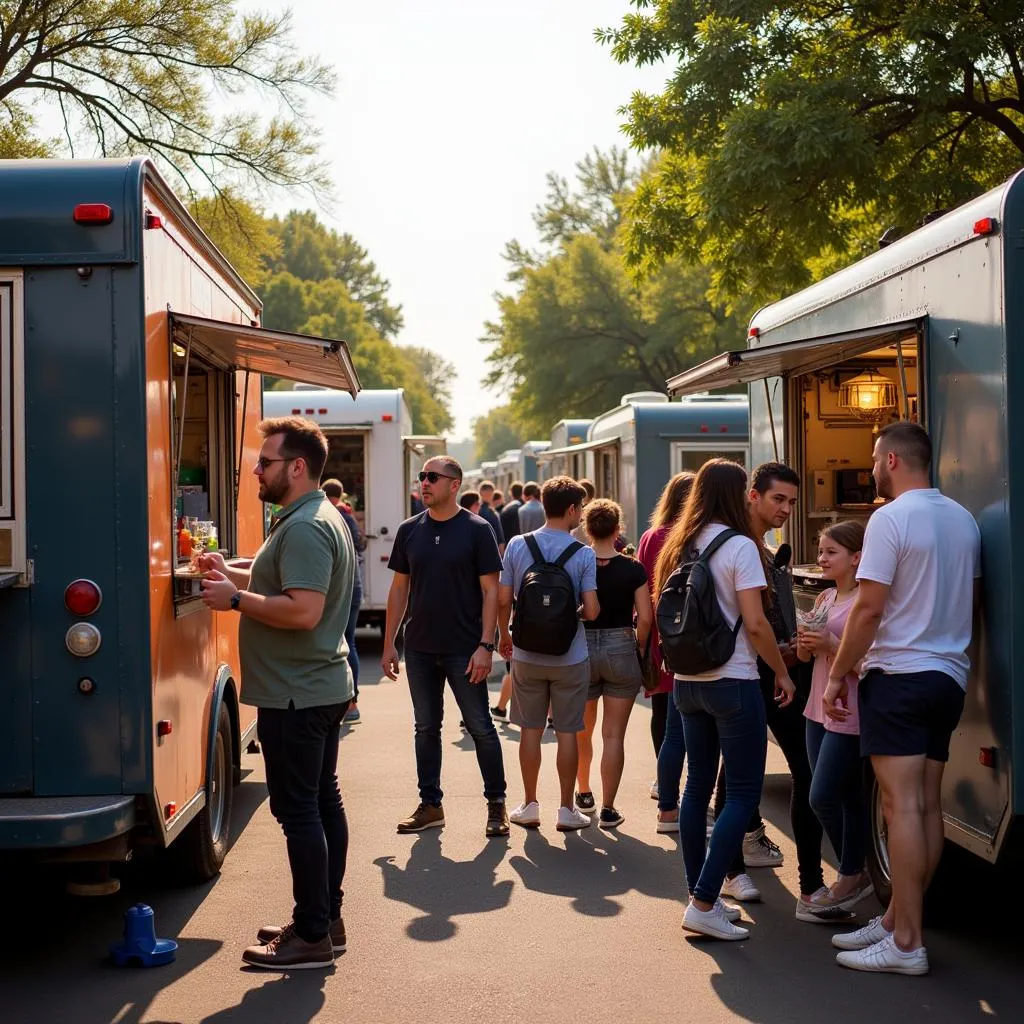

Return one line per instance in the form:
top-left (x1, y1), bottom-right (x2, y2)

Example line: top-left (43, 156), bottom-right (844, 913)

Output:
top-left (675, 523), bottom-right (767, 682)
top-left (858, 488), bottom-right (981, 689)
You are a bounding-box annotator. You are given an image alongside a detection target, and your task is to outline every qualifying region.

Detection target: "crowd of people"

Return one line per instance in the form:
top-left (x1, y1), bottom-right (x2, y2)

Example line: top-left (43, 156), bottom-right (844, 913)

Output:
top-left (196, 415), bottom-right (980, 980)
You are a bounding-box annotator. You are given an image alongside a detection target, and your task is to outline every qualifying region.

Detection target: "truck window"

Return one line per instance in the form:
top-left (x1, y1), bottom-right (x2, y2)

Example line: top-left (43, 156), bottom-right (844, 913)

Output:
top-left (322, 432), bottom-right (367, 535)
top-left (171, 344), bottom-right (236, 601)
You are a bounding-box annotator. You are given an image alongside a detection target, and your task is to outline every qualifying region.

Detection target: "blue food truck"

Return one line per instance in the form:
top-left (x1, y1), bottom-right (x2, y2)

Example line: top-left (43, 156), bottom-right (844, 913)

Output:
top-left (0, 158), bottom-right (359, 889)
top-left (667, 169), bottom-right (1024, 898)
top-left (541, 392), bottom-right (749, 542)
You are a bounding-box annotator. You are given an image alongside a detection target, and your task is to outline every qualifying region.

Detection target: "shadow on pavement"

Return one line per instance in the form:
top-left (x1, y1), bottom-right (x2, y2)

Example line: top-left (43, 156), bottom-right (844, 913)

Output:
top-left (0, 775), bottom-right (269, 1024)
top-left (509, 824), bottom-right (681, 917)
top-left (374, 830), bottom-right (513, 941)
top-left (199, 972), bottom-right (330, 1023)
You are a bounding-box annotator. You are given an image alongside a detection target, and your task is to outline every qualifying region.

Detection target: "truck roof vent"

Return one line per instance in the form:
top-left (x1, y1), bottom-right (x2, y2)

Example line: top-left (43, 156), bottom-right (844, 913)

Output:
top-left (620, 391), bottom-right (669, 405)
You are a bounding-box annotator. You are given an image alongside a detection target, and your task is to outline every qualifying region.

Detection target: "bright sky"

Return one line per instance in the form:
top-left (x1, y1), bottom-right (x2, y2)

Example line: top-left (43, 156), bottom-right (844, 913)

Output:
top-left (257, 1), bottom-right (669, 438)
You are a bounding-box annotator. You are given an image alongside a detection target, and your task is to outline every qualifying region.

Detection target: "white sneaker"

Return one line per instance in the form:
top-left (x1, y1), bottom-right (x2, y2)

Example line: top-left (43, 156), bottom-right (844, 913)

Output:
top-left (649, 780), bottom-right (659, 800)
top-left (742, 825), bottom-right (784, 867)
top-left (720, 873), bottom-right (761, 902)
top-left (509, 801), bottom-right (540, 828)
top-left (832, 915), bottom-right (892, 951)
top-left (715, 899), bottom-right (742, 923)
top-left (795, 886), bottom-right (856, 924)
top-left (832, 876), bottom-right (875, 912)
top-left (556, 805), bottom-right (592, 832)
top-left (836, 933), bottom-right (929, 975)
top-left (656, 816), bottom-right (679, 835)
top-left (682, 900), bottom-right (750, 940)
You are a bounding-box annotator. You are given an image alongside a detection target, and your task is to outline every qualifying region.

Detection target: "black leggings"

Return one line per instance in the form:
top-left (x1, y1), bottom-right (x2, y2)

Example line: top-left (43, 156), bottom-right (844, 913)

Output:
top-left (650, 691), bottom-right (670, 756)
top-left (717, 669), bottom-right (824, 896)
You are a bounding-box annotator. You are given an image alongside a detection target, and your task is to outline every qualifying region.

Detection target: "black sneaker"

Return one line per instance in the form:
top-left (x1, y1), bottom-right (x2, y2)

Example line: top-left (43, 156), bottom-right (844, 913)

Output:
top-left (490, 705), bottom-right (508, 721)
top-left (575, 791), bottom-right (596, 814)
top-left (599, 807), bottom-right (625, 829)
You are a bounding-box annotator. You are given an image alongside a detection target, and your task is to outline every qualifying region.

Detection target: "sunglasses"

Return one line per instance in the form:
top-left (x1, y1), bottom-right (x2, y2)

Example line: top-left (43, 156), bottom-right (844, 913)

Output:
top-left (418, 471), bottom-right (458, 484)
top-left (255, 456), bottom-right (296, 471)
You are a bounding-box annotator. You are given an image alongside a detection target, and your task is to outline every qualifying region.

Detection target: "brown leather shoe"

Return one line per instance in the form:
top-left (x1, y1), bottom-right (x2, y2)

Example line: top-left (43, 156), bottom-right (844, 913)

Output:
top-left (486, 800), bottom-right (509, 837)
top-left (242, 924), bottom-right (333, 970)
top-left (397, 802), bottom-right (445, 833)
top-left (258, 918), bottom-right (346, 953)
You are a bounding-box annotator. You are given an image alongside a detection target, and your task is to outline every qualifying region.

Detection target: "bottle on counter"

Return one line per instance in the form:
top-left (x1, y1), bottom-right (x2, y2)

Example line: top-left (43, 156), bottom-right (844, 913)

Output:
top-left (177, 525), bottom-right (193, 559)
top-left (206, 526), bottom-right (219, 552)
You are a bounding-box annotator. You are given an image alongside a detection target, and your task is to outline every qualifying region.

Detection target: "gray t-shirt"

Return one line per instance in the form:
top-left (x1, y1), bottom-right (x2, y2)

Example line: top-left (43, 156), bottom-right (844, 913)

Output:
top-left (518, 499), bottom-right (545, 533)
top-left (500, 525), bottom-right (597, 666)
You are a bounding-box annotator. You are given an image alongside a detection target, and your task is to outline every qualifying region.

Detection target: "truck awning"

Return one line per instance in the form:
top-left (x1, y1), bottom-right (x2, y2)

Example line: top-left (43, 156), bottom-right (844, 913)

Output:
top-left (666, 322), bottom-right (921, 397)
top-left (170, 312), bottom-right (361, 396)
top-left (537, 437), bottom-right (619, 462)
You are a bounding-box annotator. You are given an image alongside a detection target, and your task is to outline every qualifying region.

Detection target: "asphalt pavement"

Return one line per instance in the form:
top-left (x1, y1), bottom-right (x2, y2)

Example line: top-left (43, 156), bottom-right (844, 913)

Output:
top-left (2, 631), bottom-right (1019, 1023)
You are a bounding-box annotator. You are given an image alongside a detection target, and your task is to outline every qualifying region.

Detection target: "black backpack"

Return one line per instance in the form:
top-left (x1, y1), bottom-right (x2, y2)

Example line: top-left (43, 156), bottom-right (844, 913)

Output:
top-left (511, 534), bottom-right (584, 656)
top-left (657, 529), bottom-right (742, 675)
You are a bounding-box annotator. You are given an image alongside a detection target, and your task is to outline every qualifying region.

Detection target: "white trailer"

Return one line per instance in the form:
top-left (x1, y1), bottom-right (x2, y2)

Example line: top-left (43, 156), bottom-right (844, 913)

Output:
top-left (262, 386), bottom-right (445, 629)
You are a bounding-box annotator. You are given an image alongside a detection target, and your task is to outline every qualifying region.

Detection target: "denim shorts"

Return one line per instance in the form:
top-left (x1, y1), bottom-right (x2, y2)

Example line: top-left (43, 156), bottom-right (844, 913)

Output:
top-left (859, 669), bottom-right (965, 762)
top-left (585, 627), bottom-right (642, 701)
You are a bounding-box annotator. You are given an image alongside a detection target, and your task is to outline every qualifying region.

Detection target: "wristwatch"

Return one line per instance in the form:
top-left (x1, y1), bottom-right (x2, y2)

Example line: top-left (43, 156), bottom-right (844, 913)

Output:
top-left (230, 592), bottom-right (243, 611)
top-left (478, 641), bottom-right (496, 653)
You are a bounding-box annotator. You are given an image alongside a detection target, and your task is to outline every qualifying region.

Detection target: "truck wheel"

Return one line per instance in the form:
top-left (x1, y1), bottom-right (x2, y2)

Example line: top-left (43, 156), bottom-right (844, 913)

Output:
top-left (864, 763), bottom-right (893, 909)
top-left (176, 703), bottom-right (234, 883)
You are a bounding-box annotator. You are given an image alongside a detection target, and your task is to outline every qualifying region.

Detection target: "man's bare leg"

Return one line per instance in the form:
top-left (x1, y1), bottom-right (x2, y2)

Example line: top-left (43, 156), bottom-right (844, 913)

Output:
top-left (519, 727), bottom-right (544, 805)
top-left (496, 672), bottom-right (513, 712)
top-left (873, 754), bottom-right (928, 951)
top-left (556, 731), bottom-right (580, 809)
top-left (922, 758), bottom-right (947, 885)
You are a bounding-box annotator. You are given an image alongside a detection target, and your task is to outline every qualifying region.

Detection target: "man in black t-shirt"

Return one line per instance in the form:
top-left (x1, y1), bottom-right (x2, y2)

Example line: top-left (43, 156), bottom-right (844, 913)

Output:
top-left (478, 480), bottom-right (505, 553)
top-left (383, 456), bottom-right (509, 838)
top-left (499, 481), bottom-right (524, 543)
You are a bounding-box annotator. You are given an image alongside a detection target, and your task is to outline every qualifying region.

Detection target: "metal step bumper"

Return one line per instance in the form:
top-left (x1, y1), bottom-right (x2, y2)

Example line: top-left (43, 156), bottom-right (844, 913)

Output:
top-left (0, 795), bottom-right (135, 849)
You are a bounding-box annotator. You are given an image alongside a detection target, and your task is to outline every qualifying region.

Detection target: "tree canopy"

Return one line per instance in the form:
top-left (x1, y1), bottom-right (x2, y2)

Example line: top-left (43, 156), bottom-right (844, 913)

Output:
top-left (482, 148), bottom-right (747, 437)
top-left (472, 406), bottom-right (525, 465)
top-left (600, 0), bottom-right (1024, 302)
top-left (0, 1), bottom-right (331, 197)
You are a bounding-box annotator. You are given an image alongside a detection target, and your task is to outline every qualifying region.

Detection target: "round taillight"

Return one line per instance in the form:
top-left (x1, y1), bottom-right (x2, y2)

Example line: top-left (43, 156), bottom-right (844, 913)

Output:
top-left (65, 579), bottom-right (102, 616)
top-left (66, 623), bottom-right (102, 657)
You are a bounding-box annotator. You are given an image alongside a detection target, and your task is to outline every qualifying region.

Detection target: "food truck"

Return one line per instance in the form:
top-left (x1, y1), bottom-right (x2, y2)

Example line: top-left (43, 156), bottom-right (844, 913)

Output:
top-left (666, 169), bottom-right (1024, 900)
top-left (540, 392), bottom-right (749, 542)
top-left (262, 387), bottom-right (444, 630)
top-left (0, 158), bottom-right (359, 888)
top-left (540, 420), bottom-right (593, 481)
top-left (492, 442), bottom-right (551, 494)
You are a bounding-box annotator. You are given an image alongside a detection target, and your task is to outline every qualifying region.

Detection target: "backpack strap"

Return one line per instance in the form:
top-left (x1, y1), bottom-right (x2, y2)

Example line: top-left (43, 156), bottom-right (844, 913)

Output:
top-left (697, 528), bottom-right (740, 562)
top-left (524, 533), bottom-right (544, 567)
top-left (554, 540), bottom-right (583, 568)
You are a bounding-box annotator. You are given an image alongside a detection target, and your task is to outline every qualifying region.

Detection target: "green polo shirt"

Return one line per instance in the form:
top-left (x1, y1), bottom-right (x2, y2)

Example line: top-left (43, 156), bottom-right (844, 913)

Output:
top-left (238, 489), bottom-right (355, 709)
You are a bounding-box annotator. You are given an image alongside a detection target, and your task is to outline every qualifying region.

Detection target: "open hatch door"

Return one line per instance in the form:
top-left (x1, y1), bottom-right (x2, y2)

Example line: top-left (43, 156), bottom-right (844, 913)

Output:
top-left (667, 322), bottom-right (922, 397)
top-left (170, 312), bottom-right (360, 395)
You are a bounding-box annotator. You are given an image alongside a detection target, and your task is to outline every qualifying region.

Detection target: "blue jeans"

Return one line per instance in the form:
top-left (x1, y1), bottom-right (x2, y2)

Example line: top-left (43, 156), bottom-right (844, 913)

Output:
top-left (404, 649), bottom-right (507, 805)
top-left (657, 696), bottom-right (686, 813)
top-left (258, 701), bottom-right (350, 943)
top-left (675, 678), bottom-right (767, 903)
top-left (806, 720), bottom-right (867, 877)
top-left (346, 587), bottom-right (361, 700)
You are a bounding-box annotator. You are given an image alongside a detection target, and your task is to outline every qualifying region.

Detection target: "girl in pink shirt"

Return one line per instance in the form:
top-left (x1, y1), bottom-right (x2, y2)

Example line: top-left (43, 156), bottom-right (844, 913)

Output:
top-left (797, 521), bottom-right (873, 913)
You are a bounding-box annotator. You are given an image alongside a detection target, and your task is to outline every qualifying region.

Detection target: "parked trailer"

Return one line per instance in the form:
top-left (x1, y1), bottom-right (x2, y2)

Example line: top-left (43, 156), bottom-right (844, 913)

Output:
top-left (0, 158), bottom-right (359, 885)
top-left (492, 442), bottom-right (551, 494)
top-left (262, 387), bottom-right (444, 630)
top-left (540, 420), bottom-right (592, 482)
top-left (667, 169), bottom-right (1024, 897)
top-left (540, 392), bottom-right (749, 543)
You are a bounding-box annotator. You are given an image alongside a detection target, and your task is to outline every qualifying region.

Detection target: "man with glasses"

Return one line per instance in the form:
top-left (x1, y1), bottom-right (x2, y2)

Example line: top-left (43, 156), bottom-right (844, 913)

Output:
top-left (197, 416), bottom-right (356, 971)
top-left (382, 455), bottom-right (509, 837)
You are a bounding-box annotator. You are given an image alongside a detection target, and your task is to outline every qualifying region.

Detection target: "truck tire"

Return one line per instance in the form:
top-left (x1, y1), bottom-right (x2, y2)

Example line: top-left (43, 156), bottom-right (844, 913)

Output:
top-left (175, 702), bottom-right (234, 883)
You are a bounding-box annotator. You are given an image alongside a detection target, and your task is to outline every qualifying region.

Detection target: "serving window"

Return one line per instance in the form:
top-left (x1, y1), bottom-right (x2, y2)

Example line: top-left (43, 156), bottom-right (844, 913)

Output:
top-left (171, 342), bottom-right (237, 604)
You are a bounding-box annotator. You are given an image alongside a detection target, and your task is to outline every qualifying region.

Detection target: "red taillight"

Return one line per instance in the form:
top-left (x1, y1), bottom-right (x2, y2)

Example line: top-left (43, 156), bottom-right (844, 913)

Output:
top-left (748, 327), bottom-right (760, 338)
top-left (165, 802), bottom-right (177, 817)
top-left (973, 217), bottom-right (997, 236)
top-left (157, 720), bottom-right (173, 737)
top-left (382, 414), bottom-right (393, 422)
top-left (65, 579), bottom-right (102, 616)
top-left (291, 408), bottom-right (301, 414)
top-left (144, 211), bottom-right (163, 230)
top-left (73, 203), bottom-right (114, 225)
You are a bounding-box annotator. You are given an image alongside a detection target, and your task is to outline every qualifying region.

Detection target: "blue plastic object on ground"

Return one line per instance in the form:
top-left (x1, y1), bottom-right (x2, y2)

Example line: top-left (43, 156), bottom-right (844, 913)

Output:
top-left (109, 903), bottom-right (178, 967)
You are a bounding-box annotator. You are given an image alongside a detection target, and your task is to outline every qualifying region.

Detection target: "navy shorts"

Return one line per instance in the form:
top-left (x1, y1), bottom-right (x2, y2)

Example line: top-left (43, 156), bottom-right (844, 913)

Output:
top-left (859, 669), bottom-right (965, 762)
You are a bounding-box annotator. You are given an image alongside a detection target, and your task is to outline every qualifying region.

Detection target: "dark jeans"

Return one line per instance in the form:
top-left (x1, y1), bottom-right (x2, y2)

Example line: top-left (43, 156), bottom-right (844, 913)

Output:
top-left (651, 691), bottom-right (669, 756)
top-left (675, 678), bottom-right (767, 904)
top-left (258, 700), bottom-right (350, 943)
top-left (346, 587), bottom-right (362, 700)
top-left (716, 671), bottom-right (825, 895)
top-left (657, 693), bottom-right (686, 813)
top-left (806, 720), bottom-right (868, 877)
top-left (404, 649), bottom-right (507, 805)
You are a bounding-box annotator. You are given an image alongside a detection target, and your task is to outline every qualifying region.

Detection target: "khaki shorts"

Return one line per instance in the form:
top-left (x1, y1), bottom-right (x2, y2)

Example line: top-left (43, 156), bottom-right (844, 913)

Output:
top-left (586, 626), bottom-right (643, 701)
top-left (510, 658), bottom-right (590, 733)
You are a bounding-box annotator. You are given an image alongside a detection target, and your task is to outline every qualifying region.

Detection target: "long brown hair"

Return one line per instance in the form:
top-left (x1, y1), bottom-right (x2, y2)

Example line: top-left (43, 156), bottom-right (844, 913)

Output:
top-left (649, 471), bottom-right (696, 529)
top-left (654, 459), bottom-right (762, 598)
top-left (820, 520), bottom-right (865, 554)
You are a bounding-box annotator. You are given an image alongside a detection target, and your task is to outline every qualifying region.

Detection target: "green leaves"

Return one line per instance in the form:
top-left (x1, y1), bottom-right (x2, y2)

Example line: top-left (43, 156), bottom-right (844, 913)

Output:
top-left (602, 0), bottom-right (1024, 303)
